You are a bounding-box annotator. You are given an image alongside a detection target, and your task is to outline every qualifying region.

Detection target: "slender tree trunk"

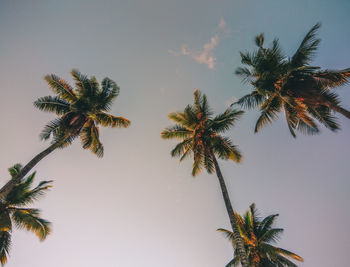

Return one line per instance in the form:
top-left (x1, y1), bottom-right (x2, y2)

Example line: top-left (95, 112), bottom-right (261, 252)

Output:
top-left (328, 103), bottom-right (350, 119)
top-left (0, 140), bottom-right (64, 199)
top-left (211, 153), bottom-right (250, 267)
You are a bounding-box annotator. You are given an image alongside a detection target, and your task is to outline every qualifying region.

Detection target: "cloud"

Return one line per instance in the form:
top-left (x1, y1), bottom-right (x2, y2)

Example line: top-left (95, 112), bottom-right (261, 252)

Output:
top-left (169, 19), bottom-right (228, 70)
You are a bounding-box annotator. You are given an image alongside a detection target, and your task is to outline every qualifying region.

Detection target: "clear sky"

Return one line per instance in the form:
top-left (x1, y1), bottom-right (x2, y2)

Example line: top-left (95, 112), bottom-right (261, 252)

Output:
top-left (0, 0), bottom-right (349, 266)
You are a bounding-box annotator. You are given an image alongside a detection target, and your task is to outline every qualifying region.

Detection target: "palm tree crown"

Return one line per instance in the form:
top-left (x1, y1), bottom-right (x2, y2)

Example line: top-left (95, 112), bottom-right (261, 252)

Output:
top-left (0, 165), bottom-right (52, 265)
top-left (161, 90), bottom-right (251, 267)
top-left (235, 23), bottom-right (350, 137)
top-left (161, 89), bottom-right (243, 175)
top-left (218, 203), bottom-right (303, 267)
top-left (34, 69), bottom-right (130, 157)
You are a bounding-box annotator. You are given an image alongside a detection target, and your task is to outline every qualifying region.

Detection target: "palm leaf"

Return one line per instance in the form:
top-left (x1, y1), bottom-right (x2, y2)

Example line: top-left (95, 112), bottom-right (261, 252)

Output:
top-left (44, 74), bottom-right (77, 102)
top-left (0, 231), bottom-right (11, 265)
top-left (34, 96), bottom-right (70, 115)
top-left (94, 113), bottom-right (130, 128)
top-left (291, 23), bottom-right (321, 67)
top-left (11, 209), bottom-right (51, 241)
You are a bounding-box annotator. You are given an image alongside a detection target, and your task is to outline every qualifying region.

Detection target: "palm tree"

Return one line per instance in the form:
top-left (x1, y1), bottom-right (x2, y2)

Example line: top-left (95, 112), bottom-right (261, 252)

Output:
top-left (161, 89), bottom-right (250, 267)
top-left (218, 203), bottom-right (303, 267)
top-left (0, 164), bottom-right (52, 265)
top-left (0, 69), bottom-right (130, 199)
top-left (234, 23), bottom-right (350, 137)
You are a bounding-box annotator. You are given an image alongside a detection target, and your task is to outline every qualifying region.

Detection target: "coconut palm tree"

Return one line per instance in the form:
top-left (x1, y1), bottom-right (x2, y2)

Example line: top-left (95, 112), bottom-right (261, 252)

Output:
top-left (161, 89), bottom-right (249, 267)
top-left (0, 164), bottom-right (52, 265)
top-left (0, 69), bottom-right (130, 199)
top-left (234, 23), bottom-right (350, 137)
top-left (218, 203), bottom-right (303, 266)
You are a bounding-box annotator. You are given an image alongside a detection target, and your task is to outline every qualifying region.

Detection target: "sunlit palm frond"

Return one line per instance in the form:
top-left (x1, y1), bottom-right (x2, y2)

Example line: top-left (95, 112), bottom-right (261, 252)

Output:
top-left (11, 209), bottom-right (51, 241)
top-left (94, 112), bottom-right (130, 128)
top-left (44, 74), bottom-right (77, 103)
top-left (161, 125), bottom-right (193, 140)
top-left (0, 231), bottom-right (11, 265)
top-left (211, 136), bottom-right (242, 163)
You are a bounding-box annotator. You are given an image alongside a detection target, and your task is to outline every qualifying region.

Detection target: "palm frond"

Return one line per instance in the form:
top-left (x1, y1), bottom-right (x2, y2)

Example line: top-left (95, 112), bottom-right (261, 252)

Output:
top-left (34, 96), bottom-right (70, 115)
top-left (170, 138), bottom-right (192, 159)
top-left (217, 228), bottom-right (235, 241)
top-left (255, 94), bottom-right (282, 133)
top-left (11, 209), bottom-right (51, 241)
top-left (211, 109), bottom-right (244, 133)
top-left (5, 172), bottom-right (36, 205)
top-left (99, 78), bottom-right (120, 110)
top-left (39, 118), bottom-right (63, 141)
top-left (79, 121), bottom-right (104, 157)
top-left (44, 74), bottom-right (77, 102)
top-left (161, 125), bottom-right (193, 140)
top-left (94, 113), bottom-right (130, 128)
top-left (255, 34), bottom-right (265, 48)
top-left (234, 91), bottom-right (265, 110)
top-left (291, 23), bottom-right (321, 68)
top-left (212, 136), bottom-right (242, 163)
top-left (235, 67), bottom-right (254, 84)
top-left (0, 231), bottom-right (11, 265)
top-left (313, 68), bottom-right (350, 89)
top-left (308, 106), bottom-right (339, 131)
top-left (8, 164), bottom-right (23, 179)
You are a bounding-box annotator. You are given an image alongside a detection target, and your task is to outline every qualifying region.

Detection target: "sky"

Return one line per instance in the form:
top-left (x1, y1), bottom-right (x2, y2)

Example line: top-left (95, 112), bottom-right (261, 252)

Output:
top-left (0, 0), bottom-right (349, 266)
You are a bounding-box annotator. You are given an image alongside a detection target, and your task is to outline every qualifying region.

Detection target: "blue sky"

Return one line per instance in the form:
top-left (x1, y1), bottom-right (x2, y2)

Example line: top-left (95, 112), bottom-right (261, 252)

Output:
top-left (0, 0), bottom-right (350, 266)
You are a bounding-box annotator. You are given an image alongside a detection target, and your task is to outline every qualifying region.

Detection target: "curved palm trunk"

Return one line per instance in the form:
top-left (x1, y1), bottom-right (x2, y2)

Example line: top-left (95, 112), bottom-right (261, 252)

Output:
top-left (211, 154), bottom-right (249, 267)
top-left (0, 140), bottom-right (64, 199)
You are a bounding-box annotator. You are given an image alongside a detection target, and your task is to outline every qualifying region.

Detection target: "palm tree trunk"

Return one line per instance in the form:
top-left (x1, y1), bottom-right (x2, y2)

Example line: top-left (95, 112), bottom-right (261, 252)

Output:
top-left (0, 140), bottom-right (64, 199)
top-left (329, 104), bottom-right (350, 119)
top-left (211, 153), bottom-right (249, 267)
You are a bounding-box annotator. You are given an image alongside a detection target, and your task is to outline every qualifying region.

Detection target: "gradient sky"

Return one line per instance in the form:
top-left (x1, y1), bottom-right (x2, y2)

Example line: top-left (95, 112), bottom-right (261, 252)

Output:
top-left (0, 0), bottom-right (349, 266)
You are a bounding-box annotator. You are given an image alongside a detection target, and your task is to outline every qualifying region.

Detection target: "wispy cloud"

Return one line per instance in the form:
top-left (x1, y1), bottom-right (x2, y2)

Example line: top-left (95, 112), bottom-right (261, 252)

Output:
top-left (169, 19), bottom-right (228, 70)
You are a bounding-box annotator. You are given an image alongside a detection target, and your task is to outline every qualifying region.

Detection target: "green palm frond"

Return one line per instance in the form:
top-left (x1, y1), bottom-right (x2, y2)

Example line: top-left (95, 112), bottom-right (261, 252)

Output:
top-left (291, 23), bottom-right (321, 68)
top-left (0, 231), bottom-right (11, 265)
top-left (212, 136), bottom-right (242, 163)
top-left (39, 118), bottom-right (63, 141)
top-left (70, 69), bottom-right (94, 97)
top-left (44, 74), bottom-right (77, 103)
top-left (5, 171), bottom-right (52, 207)
top-left (94, 113), bottom-right (130, 128)
top-left (211, 109), bottom-right (244, 133)
top-left (5, 173), bottom-right (36, 204)
top-left (34, 96), bottom-right (70, 115)
top-left (79, 120), bottom-right (104, 157)
top-left (255, 94), bottom-right (282, 133)
top-left (8, 164), bottom-right (23, 179)
top-left (235, 67), bottom-right (254, 84)
top-left (307, 106), bottom-right (339, 131)
top-left (99, 78), bottom-right (120, 111)
top-left (161, 125), bottom-right (192, 140)
top-left (260, 228), bottom-right (284, 244)
top-left (170, 138), bottom-right (192, 158)
top-left (234, 91), bottom-right (265, 110)
top-left (11, 209), bottom-right (51, 241)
